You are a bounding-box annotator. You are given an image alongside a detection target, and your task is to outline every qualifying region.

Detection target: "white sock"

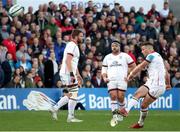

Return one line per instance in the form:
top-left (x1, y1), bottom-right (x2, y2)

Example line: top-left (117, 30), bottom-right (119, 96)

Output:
top-left (68, 98), bottom-right (77, 118)
top-left (111, 100), bottom-right (118, 112)
top-left (138, 109), bottom-right (148, 126)
top-left (118, 101), bottom-right (125, 109)
top-left (126, 97), bottom-right (139, 113)
top-left (54, 96), bottom-right (69, 111)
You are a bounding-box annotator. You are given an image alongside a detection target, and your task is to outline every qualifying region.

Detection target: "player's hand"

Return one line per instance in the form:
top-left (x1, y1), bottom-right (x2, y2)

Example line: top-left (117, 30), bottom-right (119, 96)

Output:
top-left (77, 75), bottom-right (83, 87)
top-left (124, 77), bottom-right (128, 82)
top-left (166, 84), bottom-right (172, 90)
top-left (103, 77), bottom-right (110, 83)
top-left (127, 72), bottom-right (134, 81)
top-left (127, 75), bottom-right (134, 81)
top-left (70, 72), bottom-right (75, 84)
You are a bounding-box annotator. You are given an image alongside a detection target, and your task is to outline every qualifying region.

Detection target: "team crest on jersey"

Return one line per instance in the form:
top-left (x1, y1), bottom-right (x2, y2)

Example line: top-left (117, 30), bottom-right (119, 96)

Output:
top-left (110, 61), bottom-right (122, 67)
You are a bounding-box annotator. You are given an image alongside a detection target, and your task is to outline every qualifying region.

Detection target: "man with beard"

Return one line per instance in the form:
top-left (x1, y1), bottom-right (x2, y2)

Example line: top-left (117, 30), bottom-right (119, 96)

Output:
top-left (50, 29), bottom-right (84, 122)
top-left (119, 42), bottom-right (171, 128)
top-left (102, 41), bottom-right (136, 127)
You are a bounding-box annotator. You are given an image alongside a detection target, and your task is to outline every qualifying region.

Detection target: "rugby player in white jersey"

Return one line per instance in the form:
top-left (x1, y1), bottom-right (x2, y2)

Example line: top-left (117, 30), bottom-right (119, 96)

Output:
top-left (119, 42), bottom-right (171, 128)
top-left (50, 29), bottom-right (84, 122)
top-left (102, 40), bottom-right (136, 127)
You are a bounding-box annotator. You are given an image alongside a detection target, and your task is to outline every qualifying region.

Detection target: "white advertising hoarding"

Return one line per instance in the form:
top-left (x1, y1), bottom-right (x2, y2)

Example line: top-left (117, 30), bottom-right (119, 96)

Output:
top-left (16, 0), bottom-right (165, 14)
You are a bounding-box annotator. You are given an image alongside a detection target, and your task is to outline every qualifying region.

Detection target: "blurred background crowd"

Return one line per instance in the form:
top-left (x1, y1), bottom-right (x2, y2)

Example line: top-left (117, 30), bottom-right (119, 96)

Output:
top-left (0, 0), bottom-right (180, 88)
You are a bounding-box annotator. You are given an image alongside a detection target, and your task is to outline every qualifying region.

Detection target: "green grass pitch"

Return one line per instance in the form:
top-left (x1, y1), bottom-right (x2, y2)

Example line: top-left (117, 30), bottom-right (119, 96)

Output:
top-left (0, 110), bottom-right (180, 131)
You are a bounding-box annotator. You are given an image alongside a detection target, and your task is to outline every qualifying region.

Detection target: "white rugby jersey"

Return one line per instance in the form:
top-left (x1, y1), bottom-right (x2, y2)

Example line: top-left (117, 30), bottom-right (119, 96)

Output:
top-left (145, 52), bottom-right (166, 86)
top-left (102, 52), bottom-right (134, 81)
top-left (60, 41), bottom-right (80, 75)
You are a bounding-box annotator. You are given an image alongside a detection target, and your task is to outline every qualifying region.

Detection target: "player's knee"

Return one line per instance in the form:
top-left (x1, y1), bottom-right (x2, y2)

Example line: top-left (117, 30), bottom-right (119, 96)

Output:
top-left (117, 96), bottom-right (124, 103)
top-left (141, 103), bottom-right (148, 109)
top-left (69, 91), bottom-right (78, 100)
top-left (134, 92), bottom-right (141, 99)
top-left (110, 94), bottom-right (117, 100)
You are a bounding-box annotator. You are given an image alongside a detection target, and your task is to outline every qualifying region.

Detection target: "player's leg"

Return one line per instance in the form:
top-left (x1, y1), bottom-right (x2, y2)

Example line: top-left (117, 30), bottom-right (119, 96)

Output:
top-left (130, 86), bottom-right (165, 128)
top-left (50, 90), bottom-right (70, 120)
top-left (53, 90), bottom-right (70, 111)
top-left (108, 81), bottom-right (119, 126)
top-left (108, 82), bottom-right (119, 116)
top-left (109, 89), bottom-right (119, 127)
top-left (119, 85), bottom-right (149, 116)
top-left (67, 88), bottom-right (78, 119)
top-left (130, 92), bottom-right (156, 128)
top-left (117, 89), bottom-right (126, 121)
top-left (109, 90), bottom-right (118, 113)
top-left (67, 86), bottom-right (83, 122)
top-left (117, 90), bottom-right (125, 109)
top-left (50, 75), bottom-right (69, 120)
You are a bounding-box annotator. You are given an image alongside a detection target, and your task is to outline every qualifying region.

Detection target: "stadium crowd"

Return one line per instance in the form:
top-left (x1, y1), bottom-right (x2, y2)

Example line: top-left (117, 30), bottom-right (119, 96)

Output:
top-left (0, 0), bottom-right (180, 88)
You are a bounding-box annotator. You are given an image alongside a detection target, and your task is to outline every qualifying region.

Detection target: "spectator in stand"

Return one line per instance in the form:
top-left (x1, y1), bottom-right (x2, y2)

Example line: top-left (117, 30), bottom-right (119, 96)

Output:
top-left (44, 51), bottom-right (58, 88)
top-left (35, 11), bottom-right (48, 32)
top-left (61, 17), bottom-right (74, 37)
top-left (2, 33), bottom-right (16, 61)
top-left (147, 22), bottom-right (157, 40)
top-left (85, 0), bottom-right (93, 14)
top-left (0, 65), bottom-right (5, 88)
top-left (91, 68), bottom-right (106, 88)
top-left (25, 71), bottom-right (36, 88)
top-left (3, 0), bottom-right (13, 11)
top-left (36, 80), bottom-right (44, 88)
top-left (53, 31), bottom-right (66, 64)
top-left (5, 75), bottom-right (22, 88)
top-left (45, 16), bottom-right (58, 38)
top-left (16, 44), bottom-right (31, 61)
top-left (136, 23), bottom-right (148, 38)
top-left (0, 45), bottom-right (7, 63)
top-left (159, 2), bottom-right (170, 19)
top-left (1, 25), bottom-right (9, 39)
top-left (147, 4), bottom-right (160, 21)
top-left (111, 2), bottom-right (120, 19)
top-left (32, 37), bottom-right (43, 58)
top-left (124, 45), bottom-right (136, 63)
top-left (1, 53), bottom-right (15, 86)
top-left (169, 42), bottom-right (178, 57)
top-left (15, 55), bottom-right (32, 72)
top-left (171, 69), bottom-right (180, 87)
top-left (84, 78), bottom-right (94, 88)
top-left (136, 7), bottom-right (145, 24)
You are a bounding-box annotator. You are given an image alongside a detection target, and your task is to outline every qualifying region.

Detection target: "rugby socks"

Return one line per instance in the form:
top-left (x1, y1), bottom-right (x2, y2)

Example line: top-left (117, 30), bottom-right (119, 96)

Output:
top-left (126, 97), bottom-right (139, 112)
top-left (111, 100), bottom-right (118, 112)
top-left (118, 101), bottom-right (125, 109)
top-left (68, 98), bottom-right (77, 118)
top-left (138, 108), bottom-right (148, 126)
top-left (54, 96), bottom-right (69, 111)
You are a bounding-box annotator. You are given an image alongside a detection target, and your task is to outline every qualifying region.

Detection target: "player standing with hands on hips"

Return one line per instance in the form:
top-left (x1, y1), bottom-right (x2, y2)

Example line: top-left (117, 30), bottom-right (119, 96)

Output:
top-left (119, 42), bottom-right (171, 128)
top-left (50, 29), bottom-right (84, 122)
top-left (102, 40), bottom-right (136, 127)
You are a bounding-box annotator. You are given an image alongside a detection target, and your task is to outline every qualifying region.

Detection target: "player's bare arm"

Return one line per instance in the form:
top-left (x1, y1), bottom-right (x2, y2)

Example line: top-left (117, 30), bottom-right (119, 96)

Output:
top-left (102, 64), bottom-right (109, 83)
top-left (76, 68), bottom-right (83, 86)
top-left (165, 70), bottom-right (171, 90)
top-left (128, 62), bottom-right (136, 74)
top-left (164, 61), bottom-right (171, 90)
top-left (66, 53), bottom-right (75, 83)
top-left (126, 62), bottom-right (136, 81)
top-left (128, 60), bottom-right (149, 81)
top-left (102, 73), bottom-right (109, 83)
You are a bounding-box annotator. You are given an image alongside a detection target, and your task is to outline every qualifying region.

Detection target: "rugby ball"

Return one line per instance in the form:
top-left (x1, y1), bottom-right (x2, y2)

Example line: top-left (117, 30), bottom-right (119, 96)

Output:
top-left (8, 4), bottom-right (24, 17)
